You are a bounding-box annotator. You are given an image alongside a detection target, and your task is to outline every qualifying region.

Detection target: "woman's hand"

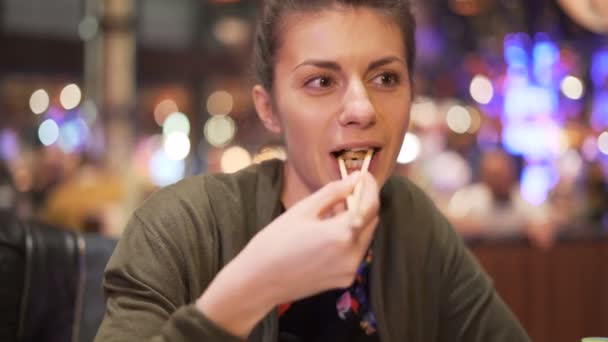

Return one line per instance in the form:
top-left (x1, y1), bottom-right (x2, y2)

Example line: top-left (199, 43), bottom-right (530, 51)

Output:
top-left (196, 171), bottom-right (380, 338)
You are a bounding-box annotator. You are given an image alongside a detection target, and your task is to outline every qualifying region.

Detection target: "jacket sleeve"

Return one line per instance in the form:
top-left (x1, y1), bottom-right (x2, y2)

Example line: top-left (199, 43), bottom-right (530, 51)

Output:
top-left (435, 216), bottom-right (531, 342)
top-left (93, 213), bottom-right (244, 342)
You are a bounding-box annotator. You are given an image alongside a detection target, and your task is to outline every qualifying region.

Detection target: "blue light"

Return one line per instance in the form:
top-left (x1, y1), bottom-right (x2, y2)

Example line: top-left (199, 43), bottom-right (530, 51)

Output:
top-left (591, 49), bottom-right (608, 88)
top-left (150, 149), bottom-right (185, 187)
top-left (520, 164), bottom-right (558, 205)
top-left (591, 90), bottom-right (608, 131)
top-left (0, 130), bottom-right (18, 161)
top-left (57, 119), bottom-right (89, 153)
top-left (533, 40), bottom-right (559, 87)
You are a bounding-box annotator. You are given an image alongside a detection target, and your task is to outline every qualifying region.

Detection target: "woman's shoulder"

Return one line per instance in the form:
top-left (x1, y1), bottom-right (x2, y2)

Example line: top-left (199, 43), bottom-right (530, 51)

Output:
top-left (381, 174), bottom-right (455, 244)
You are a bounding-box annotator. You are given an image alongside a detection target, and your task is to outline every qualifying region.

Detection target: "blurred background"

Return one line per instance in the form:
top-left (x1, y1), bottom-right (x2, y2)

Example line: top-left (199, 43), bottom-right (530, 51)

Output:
top-left (0, 0), bottom-right (607, 341)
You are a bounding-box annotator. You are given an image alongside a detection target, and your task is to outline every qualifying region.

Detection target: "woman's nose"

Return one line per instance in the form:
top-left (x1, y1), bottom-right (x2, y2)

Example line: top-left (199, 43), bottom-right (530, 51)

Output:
top-left (338, 81), bottom-right (377, 129)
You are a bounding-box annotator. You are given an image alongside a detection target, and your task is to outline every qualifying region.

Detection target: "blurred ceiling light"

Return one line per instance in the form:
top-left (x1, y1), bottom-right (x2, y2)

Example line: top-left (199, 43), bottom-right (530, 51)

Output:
top-left (206, 91), bottom-right (234, 116)
top-left (81, 100), bottom-right (98, 124)
top-left (38, 119), bottom-right (59, 146)
top-left (29, 89), bottom-right (50, 115)
top-left (213, 17), bottom-right (250, 47)
top-left (560, 75), bottom-right (584, 100)
top-left (204, 115), bottom-right (236, 147)
top-left (446, 105), bottom-right (472, 134)
top-left (410, 97), bottom-right (439, 128)
top-left (150, 149), bottom-right (185, 187)
top-left (469, 75), bottom-right (494, 104)
top-left (78, 16), bottom-right (99, 41)
top-left (253, 145), bottom-right (287, 164)
top-left (599, 131), bottom-right (608, 155)
top-left (154, 99), bottom-right (179, 126)
top-left (466, 106), bottom-right (482, 134)
top-left (60, 84), bottom-right (82, 110)
top-left (58, 119), bottom-right (88, 153)
top-left (163, 112), bottom-right (190, 136)
top-left (397, 133), bottom-right (421, 164)
top-left (220, 146), bottom-right (252, 173)
top-left (163, 132), bottom-right (191, 161)
top-left (520, 165), bottom-right (557, 206)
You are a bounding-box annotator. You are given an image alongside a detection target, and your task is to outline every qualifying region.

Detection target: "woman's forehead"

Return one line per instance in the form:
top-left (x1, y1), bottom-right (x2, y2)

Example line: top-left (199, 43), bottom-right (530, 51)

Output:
top-left (276, 7), bottom-right (407, 65)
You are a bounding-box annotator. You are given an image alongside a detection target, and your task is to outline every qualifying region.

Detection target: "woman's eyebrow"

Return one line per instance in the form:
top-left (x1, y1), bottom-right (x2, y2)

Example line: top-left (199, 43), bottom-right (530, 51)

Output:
top-left (292, 60), bottom-right (341, 72)
top-left (292, 56), bottom-right (405, 72)
top-left (367, 56), bottom-right (406, 71)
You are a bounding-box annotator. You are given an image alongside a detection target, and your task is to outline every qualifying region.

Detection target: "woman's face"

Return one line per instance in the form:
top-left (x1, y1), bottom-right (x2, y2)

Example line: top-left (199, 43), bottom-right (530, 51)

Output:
top-left (258, 7), bottom-right (412, 196)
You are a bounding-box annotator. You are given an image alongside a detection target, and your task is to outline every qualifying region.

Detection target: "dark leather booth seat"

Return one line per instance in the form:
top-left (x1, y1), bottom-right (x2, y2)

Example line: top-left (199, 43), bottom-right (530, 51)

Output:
top-left (0, 210), bottom-right (116, 342)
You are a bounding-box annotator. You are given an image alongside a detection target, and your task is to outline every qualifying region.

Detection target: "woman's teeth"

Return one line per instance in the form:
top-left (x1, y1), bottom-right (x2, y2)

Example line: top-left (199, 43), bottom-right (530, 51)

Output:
top-left (335, 148), bottom-right (375, 173)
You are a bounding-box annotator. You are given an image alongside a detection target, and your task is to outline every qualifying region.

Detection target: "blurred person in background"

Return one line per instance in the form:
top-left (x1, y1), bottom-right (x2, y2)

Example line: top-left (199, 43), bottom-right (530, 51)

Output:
top-left (447, 149), bottom-right (556, 249)
top-left (95, 0), bottom-right (529, 341)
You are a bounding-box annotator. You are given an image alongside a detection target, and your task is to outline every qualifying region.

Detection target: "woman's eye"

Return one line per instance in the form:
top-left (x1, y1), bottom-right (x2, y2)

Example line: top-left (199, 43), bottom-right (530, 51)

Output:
top-left (372, 72), bottom-right (400, 87)
top-left (305, 76), bottom-right (334, 89)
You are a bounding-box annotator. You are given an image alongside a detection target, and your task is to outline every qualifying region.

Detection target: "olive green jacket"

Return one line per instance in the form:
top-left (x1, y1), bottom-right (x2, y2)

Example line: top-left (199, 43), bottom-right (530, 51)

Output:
top-left (94, 159), bottom-right (530, 342)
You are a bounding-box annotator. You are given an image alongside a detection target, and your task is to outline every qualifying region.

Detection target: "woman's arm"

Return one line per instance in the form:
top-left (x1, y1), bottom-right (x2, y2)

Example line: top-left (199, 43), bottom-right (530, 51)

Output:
top-left (557, 0), bottom-right (608, 33)
top-left (435, 217), bottom-right (531, 342)
top-left (95, 171), bottom-right (381, 341)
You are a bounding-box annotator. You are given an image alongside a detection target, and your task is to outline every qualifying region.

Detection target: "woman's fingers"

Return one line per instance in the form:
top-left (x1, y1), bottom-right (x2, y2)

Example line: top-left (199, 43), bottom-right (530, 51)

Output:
top-left (297, 172), bottom-right (360, 217)
top-left (351, 172), bottom-right (380, 229)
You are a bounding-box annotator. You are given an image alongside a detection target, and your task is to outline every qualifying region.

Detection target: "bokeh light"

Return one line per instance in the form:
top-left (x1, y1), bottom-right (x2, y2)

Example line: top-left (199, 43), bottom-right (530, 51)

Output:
top-left (411, 97), bottom-right (439, 128)
top-left (213, 17), bottom-right (250, 46)
top-left (58, 119), bottom-right (89, 153)
top-left (204, 115), bottom-right (236, 147)
top-left (397, 133), bottom-right (421, 164)
top-left (598, 131), bottom-right (608, 156)
top-left (154, 99), bottom-right (179, 126)
top-left (150, 149), bottom-right (186, 187)
top-left (206, 91), bottom-right (234, 116)
top-left (163, 112), bottom-right (190, 136)
top-left (29, 89), bottom-right (50, 115)
top-left (446, 105), bottom-right (472, 134)
top-left (561, 76), bottom-right (584, 100)
top-left (81, 100), bottom-right (98, 124)
top-left (78, 16), bottom-right (99, 41)
top-left (60, 84), bottom-right (82, 110)
top-left (163, 132), bottom-right (191, 160)
top-left (520, 164), bottom-right (558, 205)
top-left (252, 145), bottom-right (287, 163)
top-left (220, 146), bottom-right (252, 173)
top-left (38, 119), bottom-right (60, 146)
top-left (470, 75), bottom-right (494, 105)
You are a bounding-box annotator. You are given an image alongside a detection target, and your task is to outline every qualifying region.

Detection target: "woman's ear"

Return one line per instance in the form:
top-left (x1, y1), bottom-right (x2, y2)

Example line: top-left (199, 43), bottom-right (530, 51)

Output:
top-left (252, 85), bottom-right (282, 134)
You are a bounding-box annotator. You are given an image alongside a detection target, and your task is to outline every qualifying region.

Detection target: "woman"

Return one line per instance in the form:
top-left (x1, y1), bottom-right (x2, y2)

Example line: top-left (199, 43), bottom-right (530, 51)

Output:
top-left (95, 1), bottom-right (530, 341)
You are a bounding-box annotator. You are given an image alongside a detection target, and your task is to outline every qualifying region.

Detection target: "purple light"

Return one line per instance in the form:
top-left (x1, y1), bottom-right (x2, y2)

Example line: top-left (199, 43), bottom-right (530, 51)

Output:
top-left (504, 33), bottom-right (529, 68)
top-left (0, 130), bottom-right (19, 161)
top-left (591, 90), bottom-right (608, 131)
top-left (520, 164), bottom-right (558, 205)
top-left (591, 49), bottom-right (608, 88)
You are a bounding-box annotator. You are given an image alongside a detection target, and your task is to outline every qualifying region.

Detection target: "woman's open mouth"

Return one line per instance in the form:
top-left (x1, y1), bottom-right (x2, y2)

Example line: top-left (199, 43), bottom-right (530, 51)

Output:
top-left (331, 147), bottom-right (380, 174)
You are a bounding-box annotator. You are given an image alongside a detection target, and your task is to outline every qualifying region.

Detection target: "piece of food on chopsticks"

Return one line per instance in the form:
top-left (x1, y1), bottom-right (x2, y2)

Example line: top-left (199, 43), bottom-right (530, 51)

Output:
top-left (336, 148), bottom-right (374, 224)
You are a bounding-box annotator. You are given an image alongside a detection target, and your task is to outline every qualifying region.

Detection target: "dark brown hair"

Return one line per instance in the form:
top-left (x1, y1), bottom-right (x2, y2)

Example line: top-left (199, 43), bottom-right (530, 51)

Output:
top-left (253, 0), bottom-right (416, 91)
